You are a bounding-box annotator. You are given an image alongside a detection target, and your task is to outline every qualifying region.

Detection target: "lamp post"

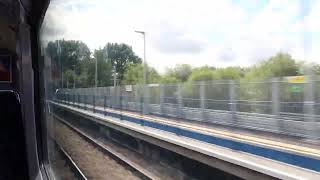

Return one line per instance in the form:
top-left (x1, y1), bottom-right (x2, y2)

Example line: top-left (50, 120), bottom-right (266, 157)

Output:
top-left (134, 31), bottom-right (146, 85)
top-left (95, 55), bottom-right (98, 87)
top-left (135, 30), bottom-right (148, 114)
top-left (57, 41), bottom-right (63, 88)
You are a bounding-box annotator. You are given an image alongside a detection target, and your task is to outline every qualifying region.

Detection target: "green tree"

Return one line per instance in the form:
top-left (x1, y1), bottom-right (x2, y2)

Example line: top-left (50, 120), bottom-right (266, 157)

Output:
top-left (63, 69), bottom-right (76, 88)
top-left (104, 43), bottom-right (142, 81)
top-left (46, 39), bottom-right (91, 87)
top-left (160, 75), bottom-right (181, 84)
top-left (188, 66), bottom-right (219, 82)
top-left (312, 64), bottom-right (320, 75)
top-left (123, 64), bottom-right (160, 85)
top-left (161, 64), bottom-right (193, 83)
top-left (92, 48), bottom-right (113, 86)
top-left (215, 67), bottom-right (243, 80)
top-left (244, 52), bottom-right (299, 81)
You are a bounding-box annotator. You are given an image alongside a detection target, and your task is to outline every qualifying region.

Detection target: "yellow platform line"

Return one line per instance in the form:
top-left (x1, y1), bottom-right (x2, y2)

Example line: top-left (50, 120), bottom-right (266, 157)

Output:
top-left (58, 101), bottom-right (320, 158)
top-left (103, 106), bottom-right (320, 158)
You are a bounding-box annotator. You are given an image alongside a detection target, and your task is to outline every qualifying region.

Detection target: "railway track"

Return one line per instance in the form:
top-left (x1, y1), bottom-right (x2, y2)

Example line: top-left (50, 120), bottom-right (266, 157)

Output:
top-left (52, 113), bottom-right (157, 180)
top-left (53, 140), bottom-right (88, 180)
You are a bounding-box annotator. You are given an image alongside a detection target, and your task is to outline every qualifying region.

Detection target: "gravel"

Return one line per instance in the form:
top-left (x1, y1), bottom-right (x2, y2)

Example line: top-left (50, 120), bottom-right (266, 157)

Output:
top-left (53, 120), bottom-right (141, 180)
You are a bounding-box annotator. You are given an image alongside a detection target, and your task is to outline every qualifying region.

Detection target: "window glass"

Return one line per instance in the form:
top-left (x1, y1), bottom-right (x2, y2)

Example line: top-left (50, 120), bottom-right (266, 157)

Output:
top-left (40, 0), bottom-right (320, 179)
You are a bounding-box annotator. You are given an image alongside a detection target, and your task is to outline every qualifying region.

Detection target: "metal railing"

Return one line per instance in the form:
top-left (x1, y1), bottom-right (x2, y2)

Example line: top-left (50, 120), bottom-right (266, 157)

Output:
top-left (53, 76), bottom-right (320, 139)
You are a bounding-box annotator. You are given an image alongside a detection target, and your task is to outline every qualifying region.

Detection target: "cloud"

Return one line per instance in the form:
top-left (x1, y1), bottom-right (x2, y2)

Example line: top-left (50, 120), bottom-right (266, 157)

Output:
top-left (40, 0), bottom-right (318, 72)
top-left (153, 28), bottom-right (207, 54)
top-left (217, 47), bottom-right (236, 62)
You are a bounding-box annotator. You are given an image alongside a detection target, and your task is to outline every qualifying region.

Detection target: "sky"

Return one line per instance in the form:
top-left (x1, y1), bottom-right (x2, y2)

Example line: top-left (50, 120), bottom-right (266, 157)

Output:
top-left (41, 0), bottom-right (320, 73)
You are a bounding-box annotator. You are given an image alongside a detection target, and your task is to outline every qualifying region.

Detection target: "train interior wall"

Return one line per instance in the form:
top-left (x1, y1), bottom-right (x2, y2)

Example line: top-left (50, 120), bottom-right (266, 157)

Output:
top-left (0, 2), bottom-right (29, 179)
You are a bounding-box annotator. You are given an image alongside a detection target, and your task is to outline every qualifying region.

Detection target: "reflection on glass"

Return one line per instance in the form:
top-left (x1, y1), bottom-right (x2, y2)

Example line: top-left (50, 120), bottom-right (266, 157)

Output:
top-left (40, 0), bottom-right (320, 179)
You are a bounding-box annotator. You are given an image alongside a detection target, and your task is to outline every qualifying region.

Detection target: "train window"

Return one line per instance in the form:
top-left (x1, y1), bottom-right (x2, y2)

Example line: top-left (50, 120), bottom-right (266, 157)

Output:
top-left (0, 55), bottom-right (11, 82)
top-left (40, 0), bottom-right (320, 179)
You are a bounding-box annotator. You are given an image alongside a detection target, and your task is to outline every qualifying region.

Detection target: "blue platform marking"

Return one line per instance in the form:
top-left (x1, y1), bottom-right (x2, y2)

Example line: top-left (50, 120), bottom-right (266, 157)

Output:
top-left (58, 102), bottom-right (320, 172)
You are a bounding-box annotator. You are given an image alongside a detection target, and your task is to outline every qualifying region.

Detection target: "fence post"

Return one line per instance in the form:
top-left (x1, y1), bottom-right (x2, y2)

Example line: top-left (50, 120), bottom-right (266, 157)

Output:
top-left (77, 93), bottom-right (79, 108)
top-left (229, 80), bottom-right (237, 124)
top-left (104, 95), bottom-right (107, 116)
top-left (119, 86), bottom-right (123, 111)
top-left (73, 93), bottom-right (75, 106)
top-left (272, 77), bottom-right (281, 132)
top-left (304, 76), bottom-right (316, 138)
top-left (93, 88), bottom-right (96, 113)
top-left (272, 78), bottom-right (280, 115)
top-left (84, 94), bottom-right (87, 110)
top-left (122, 86), bottom-right (129, 110)
top-left (143, 84), bottom-right (149, 115)
top-left (178, 84), bottom-right (183, 118)
top-left (160, 84), bottom-right (164, 115)
top-left (117, 86), bottom-right (121, 109)
top-left (111, 87), bottom-right (115, 109)
top-left (134, 85), bottom-right (140, 112)
top-left (200, 81), bottom-right (206, 121)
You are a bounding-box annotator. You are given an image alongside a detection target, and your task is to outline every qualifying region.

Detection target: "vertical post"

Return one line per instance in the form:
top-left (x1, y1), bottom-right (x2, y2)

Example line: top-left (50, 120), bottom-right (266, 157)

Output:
top-left (93, 89), bottom-right (96, 113)
top-left (135, 31), bottom-right (147, 114)
top-left (71, 93), bottom-right (73, 106)
top-left (272, 78), bottom-right (280, 115)
top-left (177, 84), bottom-right (183, 118)
top-left (104, 95), bottom-right (107, 116)
top-left (304, 76), bottom-right (315, 116)
top-left (143, 84), bottom-right (149, 114)
top-left (117, 86), bottom-right (120, 109)
top-left (200, 81), bottom-right (206, 121)
top-left (134, 85), bottom-right (140, 112)
top-left (76, 93), bottom-right (79, 108)
top-left (84, 94), bottom-right (87, 110)
top-left (95, 58), bottom-right (98, 88)
top-left (304, 76), bottom-right (316, 138)
top-left (107, 87), bottom-right (110, 108)
top-left (143, 33), bottom-right (147, 87)
top-left (124, 87), bottom-right (129, 110)
top-left (113, 66), bottom-right (117, 87)
top-left (72, 93), bottom-right (74, 106)
top-left (272, 78), bottom-right (281, 132)
top-left (113, 86), bottom-right (117, 109)
top-left (57, 41), bottom-right (63, 88)
top-left (160, 84), bottom-right (164, 115)
top-left (80, 93), bottom-right (82, 109)
top-left (229, 80), bottom-right (237, 124)
top-left (119, 86), bottom-right (123, 111)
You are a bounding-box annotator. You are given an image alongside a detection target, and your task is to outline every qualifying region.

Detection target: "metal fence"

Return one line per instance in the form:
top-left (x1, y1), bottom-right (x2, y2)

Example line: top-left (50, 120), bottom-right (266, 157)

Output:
top-left (54, 76), bottom-right (320, 139)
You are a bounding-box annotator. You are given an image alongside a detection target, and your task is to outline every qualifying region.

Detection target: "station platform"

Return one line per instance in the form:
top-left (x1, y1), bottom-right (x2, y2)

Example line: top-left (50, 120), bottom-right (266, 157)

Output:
top-left (50, 100), bottom-right (320, 179)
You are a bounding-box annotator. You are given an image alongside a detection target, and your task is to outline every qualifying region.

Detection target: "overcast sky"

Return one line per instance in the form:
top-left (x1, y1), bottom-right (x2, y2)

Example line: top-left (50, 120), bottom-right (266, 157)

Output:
top-left (41, 0), bottom-right (319, 73)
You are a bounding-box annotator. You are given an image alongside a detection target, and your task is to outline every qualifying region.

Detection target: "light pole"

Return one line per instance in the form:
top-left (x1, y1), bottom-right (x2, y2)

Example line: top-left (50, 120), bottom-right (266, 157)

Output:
top-left (57, 41), bottom-right (63, 88)
top-left (135, 31), bottom-right (147, 85)
top-left (72, 64), bottom-right (76, 89)
top-left (112, 65), bottom-right (117, 87)
top-left (135, 30), bottom-right (148, 114)
top-left (95, 55), bottom-right (98, 87)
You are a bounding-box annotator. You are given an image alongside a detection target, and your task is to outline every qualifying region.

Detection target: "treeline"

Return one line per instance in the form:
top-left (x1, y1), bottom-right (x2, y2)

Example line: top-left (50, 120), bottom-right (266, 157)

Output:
top-left (46, 40), bottom-right (142, 88)
top-left (46, 40), bottom-right (320, 88)
top-left (124, 53), bottom-right (320, 85)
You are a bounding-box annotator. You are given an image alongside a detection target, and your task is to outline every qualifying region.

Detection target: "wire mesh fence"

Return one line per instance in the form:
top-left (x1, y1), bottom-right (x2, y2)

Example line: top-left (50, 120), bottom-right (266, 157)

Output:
top-left (54, 76), bottom-right (320, 139)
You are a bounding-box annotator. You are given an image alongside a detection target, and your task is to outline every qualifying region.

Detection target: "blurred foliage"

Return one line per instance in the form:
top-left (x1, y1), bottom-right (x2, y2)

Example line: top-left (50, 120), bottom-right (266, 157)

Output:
top-left (104, 43), bottom-right (142, 81)
top-left (93, 48), bottom-right (113, 87)
top-left (122, 63), bottom-right (160, 85)
top-left (188, 66), bottom-right (219, 82)
top-left (47, 39), bottom-right (319, 101)
top-left (48, 40), bottom-right (320, 114)
top-left (243, 53), bottom-right (299, 81)
top-left (46, 40), bottom-right (141, 88)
